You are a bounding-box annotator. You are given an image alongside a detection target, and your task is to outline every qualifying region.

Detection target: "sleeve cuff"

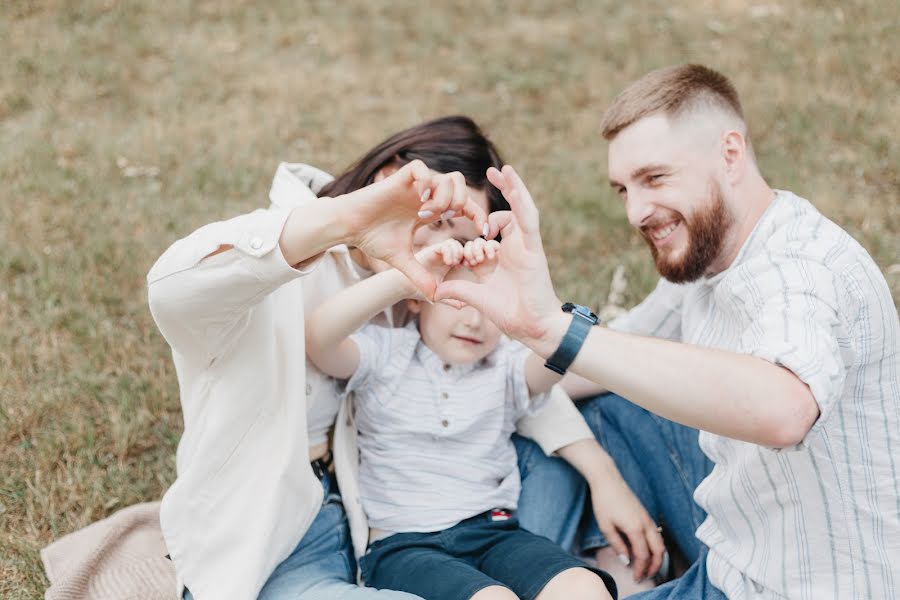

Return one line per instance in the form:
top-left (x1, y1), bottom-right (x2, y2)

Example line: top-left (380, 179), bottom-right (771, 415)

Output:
top-left (516, 386), bottom-right (594, 456)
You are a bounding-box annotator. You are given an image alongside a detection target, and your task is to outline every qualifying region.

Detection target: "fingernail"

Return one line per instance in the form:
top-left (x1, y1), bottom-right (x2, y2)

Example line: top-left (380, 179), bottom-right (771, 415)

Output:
top-left (482, 223), bottom-right (489, 237)
top-left (441, 210), bottom-right (455, 219)
top-left (618, 553), bottom-right (630, 566)
top-left (418, 210), bottom-right (433, 219)
top-left (420, 189), bottom-right (431, 203)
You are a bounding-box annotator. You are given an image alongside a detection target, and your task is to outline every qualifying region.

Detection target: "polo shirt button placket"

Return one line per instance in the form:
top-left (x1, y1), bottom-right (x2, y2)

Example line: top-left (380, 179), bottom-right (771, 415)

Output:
top-left (439, 391), bottom-right (450, 430)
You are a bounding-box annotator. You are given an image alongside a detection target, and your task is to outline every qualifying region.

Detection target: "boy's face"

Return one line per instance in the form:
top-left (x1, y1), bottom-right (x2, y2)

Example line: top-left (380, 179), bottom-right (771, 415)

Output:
top-left (409, 267), bottom-right (502, 365)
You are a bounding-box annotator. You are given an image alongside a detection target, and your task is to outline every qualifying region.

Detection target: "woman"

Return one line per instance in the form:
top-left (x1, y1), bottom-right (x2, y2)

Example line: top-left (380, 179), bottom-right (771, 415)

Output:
top-left (149, 116), bottom-right (659, 600)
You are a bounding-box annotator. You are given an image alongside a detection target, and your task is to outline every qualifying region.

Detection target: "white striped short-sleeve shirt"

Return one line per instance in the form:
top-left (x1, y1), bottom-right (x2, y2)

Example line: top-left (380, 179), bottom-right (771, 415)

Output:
top-left (609, 190), bottom-right (900, 599)
top-left (346, 322), bottom-right (549, 534)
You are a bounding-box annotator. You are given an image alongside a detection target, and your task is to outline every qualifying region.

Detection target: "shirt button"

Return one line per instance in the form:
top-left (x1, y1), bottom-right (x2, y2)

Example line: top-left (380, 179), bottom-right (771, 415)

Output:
top-left (443, 363), bottom-right (451, 372)
top-left (441, 392), bottom-right (449, 400)
top-left (249, 236), bottom-right (263, 250)
top-left (441, 419), bottom-right (449, 428)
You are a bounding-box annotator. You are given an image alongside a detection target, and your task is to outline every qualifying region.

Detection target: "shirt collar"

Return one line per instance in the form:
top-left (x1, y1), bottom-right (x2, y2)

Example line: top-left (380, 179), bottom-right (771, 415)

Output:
top-left (268, 162), bottom-right (335, 209)
top-left (698, 189), bottom-right (786, 287)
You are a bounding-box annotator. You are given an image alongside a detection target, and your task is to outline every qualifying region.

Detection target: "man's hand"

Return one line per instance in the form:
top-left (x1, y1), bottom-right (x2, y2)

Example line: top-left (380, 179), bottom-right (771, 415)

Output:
top-left (434, 165), bottom-right (561, 347)
top-left (342, 160), bottom-right (488, 301)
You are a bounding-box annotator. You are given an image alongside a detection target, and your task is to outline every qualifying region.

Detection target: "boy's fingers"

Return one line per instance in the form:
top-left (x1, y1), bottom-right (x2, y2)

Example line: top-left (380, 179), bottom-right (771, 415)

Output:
top-left (463, 243), bottom-right (476, 264)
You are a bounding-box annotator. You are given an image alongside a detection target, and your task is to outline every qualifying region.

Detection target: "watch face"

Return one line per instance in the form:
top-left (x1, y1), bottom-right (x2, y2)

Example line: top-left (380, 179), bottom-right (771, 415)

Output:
top-left (574, 305), bottom-right (599, 322)
top-left (562, 303), bottom-right (598, 323)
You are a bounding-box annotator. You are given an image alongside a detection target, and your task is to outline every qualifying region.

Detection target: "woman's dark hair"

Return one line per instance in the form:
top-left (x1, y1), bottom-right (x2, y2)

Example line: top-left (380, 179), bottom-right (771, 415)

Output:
top-left (319, 115), bottom-right (510, 214)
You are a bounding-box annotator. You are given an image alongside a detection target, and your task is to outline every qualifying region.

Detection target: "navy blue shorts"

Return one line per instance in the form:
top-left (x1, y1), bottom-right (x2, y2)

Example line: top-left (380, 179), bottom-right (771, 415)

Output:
top-left (360, 510), bottom-right (617, 600)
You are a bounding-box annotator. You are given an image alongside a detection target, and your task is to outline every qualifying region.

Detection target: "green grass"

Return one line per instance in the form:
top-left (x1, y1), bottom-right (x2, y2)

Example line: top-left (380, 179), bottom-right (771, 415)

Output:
top-left (1, 1), bottom-right (898, 597)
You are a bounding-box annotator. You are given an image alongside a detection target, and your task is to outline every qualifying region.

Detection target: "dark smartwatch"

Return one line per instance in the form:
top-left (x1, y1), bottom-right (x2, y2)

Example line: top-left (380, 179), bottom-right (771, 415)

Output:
top-left (544, 303), bottom-right (600, 375)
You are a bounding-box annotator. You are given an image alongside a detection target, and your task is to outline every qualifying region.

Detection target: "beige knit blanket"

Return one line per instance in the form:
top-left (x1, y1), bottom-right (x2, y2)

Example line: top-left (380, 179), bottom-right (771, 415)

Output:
top-left (41, 501), bottom-right (177, 600)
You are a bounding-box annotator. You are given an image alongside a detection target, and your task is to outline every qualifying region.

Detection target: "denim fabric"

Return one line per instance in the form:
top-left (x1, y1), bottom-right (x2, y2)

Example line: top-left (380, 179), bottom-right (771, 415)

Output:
top-left (629, 545), bottom-right (726, 600)
top-left (513, 433), bottom-right (587, 550)
top-left (184, 471), bottom-right (421, 600)
top-left (360, 511), bottom-right (616, 600)
top-left (578, 393), bottom-right (726, 599)
top-left (183, 437), bottom-right (586, 600)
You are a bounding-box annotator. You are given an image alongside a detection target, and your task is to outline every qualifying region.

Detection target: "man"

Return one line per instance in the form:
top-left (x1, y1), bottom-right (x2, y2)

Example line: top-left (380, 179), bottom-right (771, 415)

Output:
top-left (436, 64), bottom-right (899, 599)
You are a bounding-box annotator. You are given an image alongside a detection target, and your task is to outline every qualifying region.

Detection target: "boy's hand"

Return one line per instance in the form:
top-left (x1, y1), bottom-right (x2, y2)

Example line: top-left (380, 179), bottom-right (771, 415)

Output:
top-left (408, 239), bottom-right (464, 299)
top-left (462, 238), bottom-right (500, 281)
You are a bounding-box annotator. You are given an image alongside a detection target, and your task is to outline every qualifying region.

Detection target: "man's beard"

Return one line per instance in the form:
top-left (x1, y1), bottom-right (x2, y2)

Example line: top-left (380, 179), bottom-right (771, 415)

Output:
top-left (641, 182), bottom-right (731, 284)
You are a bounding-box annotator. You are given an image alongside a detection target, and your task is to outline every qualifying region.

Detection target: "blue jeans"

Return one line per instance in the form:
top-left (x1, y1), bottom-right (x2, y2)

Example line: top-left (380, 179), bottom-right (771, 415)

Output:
top-left (185, 441), bottom-right (583, 600)
top-left (184, 470), bottom-right (421, 600)
top-left (578, 393), bottom-right (726, 600)
top-left (513, 433), bottom-right (587, 550)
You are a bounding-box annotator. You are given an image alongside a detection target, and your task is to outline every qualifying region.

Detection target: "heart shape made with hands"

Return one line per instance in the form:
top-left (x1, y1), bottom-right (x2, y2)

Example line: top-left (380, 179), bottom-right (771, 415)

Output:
top-left (347, 160), bottom-right (491, 301)
top-left (412, 237), bottom-right (501, 306)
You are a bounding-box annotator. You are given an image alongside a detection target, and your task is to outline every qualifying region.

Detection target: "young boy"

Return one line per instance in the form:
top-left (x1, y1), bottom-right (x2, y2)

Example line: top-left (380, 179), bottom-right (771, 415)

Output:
top-left (305, 238), bottom-right (616, 600)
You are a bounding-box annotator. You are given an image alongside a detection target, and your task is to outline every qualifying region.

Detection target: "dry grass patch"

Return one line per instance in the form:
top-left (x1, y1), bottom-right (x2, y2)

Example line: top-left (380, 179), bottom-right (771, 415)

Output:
top-left (1, 2), bottom-right (898, 598)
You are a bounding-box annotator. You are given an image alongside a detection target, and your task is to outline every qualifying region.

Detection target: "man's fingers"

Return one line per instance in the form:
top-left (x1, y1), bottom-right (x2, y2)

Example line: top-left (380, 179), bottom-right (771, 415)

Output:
top-left (438, 298), bottom-right (466, 310)
top-left (486, 211), bottom-right (515, 240)
top-left (501, 165), bottom-right (541, 234)
top-left (434, 279), bottom-right (489, 316)
top-left (487, 165), bottom-right (540, 236)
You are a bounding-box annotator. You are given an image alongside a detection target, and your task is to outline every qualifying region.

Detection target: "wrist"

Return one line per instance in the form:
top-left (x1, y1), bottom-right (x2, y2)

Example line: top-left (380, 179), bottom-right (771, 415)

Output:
top-left (584, 450), bottom-right (620, 488)
top-left (321, 195), bottom-right (356, 248)
top-left (528, 309), bottom-right (573, 360)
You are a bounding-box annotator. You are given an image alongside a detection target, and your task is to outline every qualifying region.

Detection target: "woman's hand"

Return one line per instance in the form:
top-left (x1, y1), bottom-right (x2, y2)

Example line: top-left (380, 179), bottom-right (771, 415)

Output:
top-left (589, 468), bottom-right (666, 582)
top-left (434, 165), bottom-right (561, 349)
top-left (341, 160), bottom-right (488, 300)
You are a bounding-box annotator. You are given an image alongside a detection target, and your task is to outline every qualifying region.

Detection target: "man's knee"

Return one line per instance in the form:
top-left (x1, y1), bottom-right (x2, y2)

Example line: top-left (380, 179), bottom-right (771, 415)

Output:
top-left (535, 567), bottom-right (614, 600)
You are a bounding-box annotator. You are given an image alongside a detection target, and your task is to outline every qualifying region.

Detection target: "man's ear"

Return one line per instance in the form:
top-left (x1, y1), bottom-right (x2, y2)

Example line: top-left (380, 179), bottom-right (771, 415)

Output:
top-left (373, 162), bottom-right (401, 183)
top-left (406, 298), bottom-right (422, 314)
top-left (722, 130), bottom-right (748, 184)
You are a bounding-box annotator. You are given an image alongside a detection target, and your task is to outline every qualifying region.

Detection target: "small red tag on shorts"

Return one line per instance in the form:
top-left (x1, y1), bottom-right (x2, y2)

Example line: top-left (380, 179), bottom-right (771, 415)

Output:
top-left (490, 509), bottom-right (511, 521)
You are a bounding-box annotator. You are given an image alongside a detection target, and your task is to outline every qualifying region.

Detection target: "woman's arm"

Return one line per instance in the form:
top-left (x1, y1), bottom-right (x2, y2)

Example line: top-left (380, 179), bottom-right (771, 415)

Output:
top-left (149, 160), bottom-right (486, 364)
top-left (555, 439), bottom-right (665, 581)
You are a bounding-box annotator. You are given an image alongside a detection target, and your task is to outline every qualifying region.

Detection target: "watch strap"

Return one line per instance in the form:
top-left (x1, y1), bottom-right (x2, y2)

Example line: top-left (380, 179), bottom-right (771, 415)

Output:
top-left (544, 305), bottom-right (598, 375)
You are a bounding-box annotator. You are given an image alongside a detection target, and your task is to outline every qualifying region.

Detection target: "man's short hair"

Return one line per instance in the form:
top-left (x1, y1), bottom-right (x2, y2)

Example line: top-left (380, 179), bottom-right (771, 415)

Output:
top-left (600, 64), bottom-right (745, 140)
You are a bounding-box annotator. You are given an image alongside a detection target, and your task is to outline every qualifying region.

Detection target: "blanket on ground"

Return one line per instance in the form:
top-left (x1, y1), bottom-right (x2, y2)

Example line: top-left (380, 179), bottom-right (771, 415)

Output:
top-left (41, 501), bottom-right (176, 600)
